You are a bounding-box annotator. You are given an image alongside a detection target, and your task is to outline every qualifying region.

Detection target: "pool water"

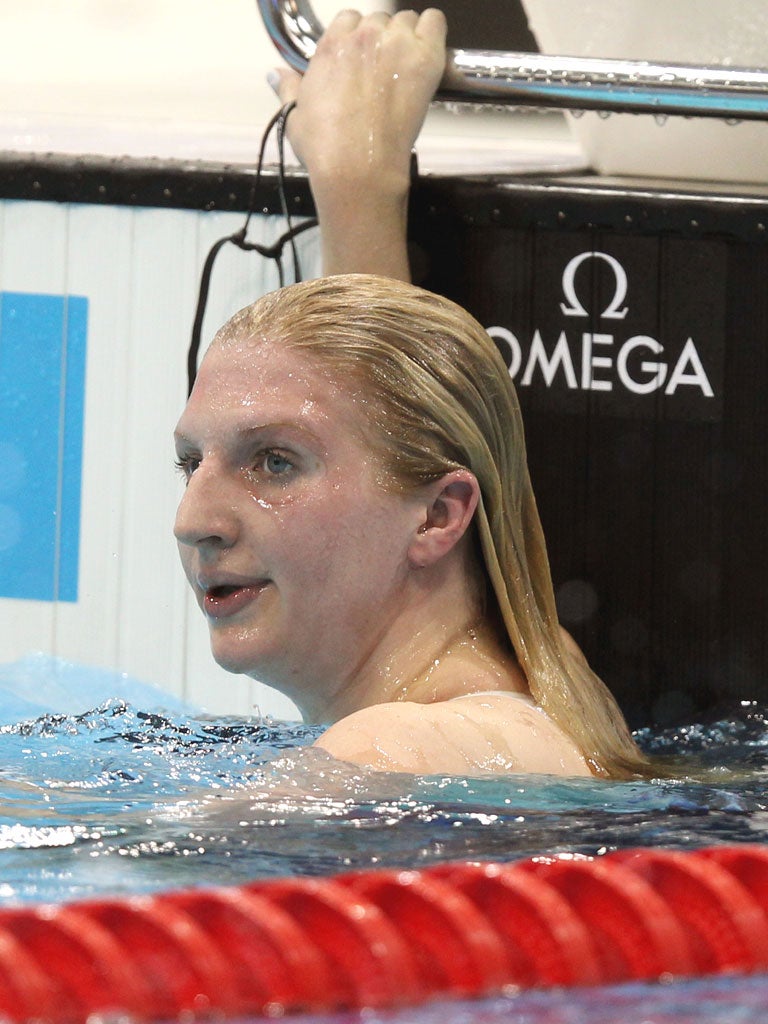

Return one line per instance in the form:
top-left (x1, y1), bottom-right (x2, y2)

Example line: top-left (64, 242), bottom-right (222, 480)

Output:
top-left (301, 974), bottom-right (768, 1024)
top-left (1, 654), bottom-right (768, 1022)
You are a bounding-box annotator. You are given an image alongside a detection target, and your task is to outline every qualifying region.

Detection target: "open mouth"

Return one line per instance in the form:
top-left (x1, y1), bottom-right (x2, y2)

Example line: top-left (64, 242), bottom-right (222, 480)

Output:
top-left (202, 582), bottom-right (267, 619)
top-left (207, 585), bottom-right (240, 599)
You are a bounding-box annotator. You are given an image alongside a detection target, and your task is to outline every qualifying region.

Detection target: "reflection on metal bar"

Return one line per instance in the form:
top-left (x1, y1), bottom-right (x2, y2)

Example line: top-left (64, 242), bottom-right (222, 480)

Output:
top-left (257, 0), bottom-right (768, 121)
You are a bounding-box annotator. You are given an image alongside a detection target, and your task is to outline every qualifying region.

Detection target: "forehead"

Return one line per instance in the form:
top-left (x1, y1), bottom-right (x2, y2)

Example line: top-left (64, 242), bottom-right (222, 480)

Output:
top-left (177, 330), bottom-right (369, 439)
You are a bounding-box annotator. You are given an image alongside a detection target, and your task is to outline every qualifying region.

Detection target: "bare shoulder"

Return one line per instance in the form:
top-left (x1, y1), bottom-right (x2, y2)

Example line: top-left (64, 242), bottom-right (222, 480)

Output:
top-left (314, 694), bottom-right (592, 777)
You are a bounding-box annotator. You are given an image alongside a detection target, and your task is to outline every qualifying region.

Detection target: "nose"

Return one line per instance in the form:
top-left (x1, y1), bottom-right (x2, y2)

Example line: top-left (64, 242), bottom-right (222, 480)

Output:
top-left (174, 464), bottom-right (240, 551)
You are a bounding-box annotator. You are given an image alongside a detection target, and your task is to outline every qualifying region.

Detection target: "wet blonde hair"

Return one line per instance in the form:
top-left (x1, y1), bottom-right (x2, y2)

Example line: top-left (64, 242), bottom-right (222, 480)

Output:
top-left (225, 274), bottom-right (652, 779)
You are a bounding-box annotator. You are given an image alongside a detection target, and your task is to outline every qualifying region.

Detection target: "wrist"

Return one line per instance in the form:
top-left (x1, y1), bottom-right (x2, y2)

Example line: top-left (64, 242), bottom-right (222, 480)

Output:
top-left (309, 160), bottom-right (411, 214)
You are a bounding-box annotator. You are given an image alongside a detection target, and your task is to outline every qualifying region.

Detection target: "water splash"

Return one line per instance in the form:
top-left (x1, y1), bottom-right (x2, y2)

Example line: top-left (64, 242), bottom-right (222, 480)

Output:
top-left (1, 655), bottom-right (766, 902)
top-left (0, 692), bottom-right (764, 903)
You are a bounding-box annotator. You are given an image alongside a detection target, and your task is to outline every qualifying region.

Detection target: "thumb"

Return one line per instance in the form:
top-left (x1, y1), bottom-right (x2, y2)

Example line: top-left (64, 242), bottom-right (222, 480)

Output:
top-left (267, 66), bottom-right (302, 106)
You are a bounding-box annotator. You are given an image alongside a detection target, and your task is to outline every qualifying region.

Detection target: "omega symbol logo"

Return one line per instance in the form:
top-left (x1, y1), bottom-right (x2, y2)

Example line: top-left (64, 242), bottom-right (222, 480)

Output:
top-left (486, 245), bottom-right (715, 400)
top-left (560, 251), bottom-right (628, 320)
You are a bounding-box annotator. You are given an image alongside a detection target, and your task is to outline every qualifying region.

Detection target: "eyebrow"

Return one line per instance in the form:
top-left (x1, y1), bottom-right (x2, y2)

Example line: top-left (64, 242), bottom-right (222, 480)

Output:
top-left (173, 421), bottom-right (323, 449)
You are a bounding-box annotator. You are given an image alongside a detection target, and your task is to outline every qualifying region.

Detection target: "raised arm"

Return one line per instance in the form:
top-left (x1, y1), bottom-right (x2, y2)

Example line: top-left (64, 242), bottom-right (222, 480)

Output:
top-left (270, 8), bottom-right (447, 281)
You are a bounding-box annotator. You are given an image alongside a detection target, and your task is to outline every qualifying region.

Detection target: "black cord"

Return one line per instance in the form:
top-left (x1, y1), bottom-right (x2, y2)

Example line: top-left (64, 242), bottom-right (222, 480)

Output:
top-left (187, 234), bottom-right (234, 394)
top-left (276, 104), bottom-right (302, 284)
top-left (186, 101), bottom-right (318, 396)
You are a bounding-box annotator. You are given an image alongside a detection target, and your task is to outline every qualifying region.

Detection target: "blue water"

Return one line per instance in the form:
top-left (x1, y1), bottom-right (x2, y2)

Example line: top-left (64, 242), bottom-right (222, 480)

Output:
top-left (1, 653), bottom-right (768, 1022)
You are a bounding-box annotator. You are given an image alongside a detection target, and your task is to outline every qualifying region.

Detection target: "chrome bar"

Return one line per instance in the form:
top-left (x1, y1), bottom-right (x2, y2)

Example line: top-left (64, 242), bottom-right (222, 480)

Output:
top-left (257, 0), bottom-right (768, 121)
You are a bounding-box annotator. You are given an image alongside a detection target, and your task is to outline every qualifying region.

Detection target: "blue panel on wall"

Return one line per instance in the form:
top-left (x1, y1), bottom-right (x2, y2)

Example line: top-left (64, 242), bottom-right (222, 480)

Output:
top-left (0, 292), bottom-right (88, 602)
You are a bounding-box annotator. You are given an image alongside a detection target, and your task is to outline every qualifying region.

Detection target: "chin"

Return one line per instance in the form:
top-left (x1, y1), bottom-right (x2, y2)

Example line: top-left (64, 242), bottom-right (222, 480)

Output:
top-left (208, 634), bottom-right (282, 687)
top-left (208, 635), bottom-right (261, 678)
top-left (205, 615), bottom-right (258, 664)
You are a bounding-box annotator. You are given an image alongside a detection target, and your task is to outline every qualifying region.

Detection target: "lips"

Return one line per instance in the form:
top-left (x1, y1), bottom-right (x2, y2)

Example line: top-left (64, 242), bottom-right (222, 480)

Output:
top-left (201, 581), bottom-right (269, 619)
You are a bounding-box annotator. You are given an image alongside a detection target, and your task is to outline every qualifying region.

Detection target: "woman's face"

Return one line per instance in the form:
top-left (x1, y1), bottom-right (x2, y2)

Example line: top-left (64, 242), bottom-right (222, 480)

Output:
top-left (173, 330), bottom-right (425, 720)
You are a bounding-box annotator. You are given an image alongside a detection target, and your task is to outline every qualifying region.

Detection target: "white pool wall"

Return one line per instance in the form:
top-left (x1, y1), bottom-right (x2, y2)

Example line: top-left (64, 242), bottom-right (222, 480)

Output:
top-left (0, 0), bottom-right (581, 171)
top-left (0, 0), bottom-right (387, 161)
top-left (521, 0), bottom-right (768, 183)
top-left (0, 199), bottom-right (320, 719)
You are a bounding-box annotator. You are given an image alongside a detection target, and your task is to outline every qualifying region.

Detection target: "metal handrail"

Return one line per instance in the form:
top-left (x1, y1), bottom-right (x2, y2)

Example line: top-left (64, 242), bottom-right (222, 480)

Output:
top-left (257, 0), bottom-right (768, 121)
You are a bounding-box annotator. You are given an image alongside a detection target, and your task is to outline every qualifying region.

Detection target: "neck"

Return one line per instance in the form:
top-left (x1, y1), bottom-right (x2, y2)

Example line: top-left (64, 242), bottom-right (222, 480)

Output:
top-left (294, 557), bottom-right (526, 724)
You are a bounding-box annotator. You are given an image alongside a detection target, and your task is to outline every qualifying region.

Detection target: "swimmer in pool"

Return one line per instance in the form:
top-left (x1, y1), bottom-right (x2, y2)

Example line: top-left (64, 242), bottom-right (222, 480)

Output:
top-left (173, 9), bottom-right (652, 780)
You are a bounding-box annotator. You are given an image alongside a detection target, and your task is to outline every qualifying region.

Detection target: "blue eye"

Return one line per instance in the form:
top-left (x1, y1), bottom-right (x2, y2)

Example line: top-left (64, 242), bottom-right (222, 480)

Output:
top-left (263, 450), bottom-right (293, 475)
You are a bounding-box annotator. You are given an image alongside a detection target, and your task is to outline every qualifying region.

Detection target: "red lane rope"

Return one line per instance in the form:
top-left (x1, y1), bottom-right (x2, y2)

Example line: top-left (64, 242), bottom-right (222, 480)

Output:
top-left (1, 844), bottom-right (767, 1021)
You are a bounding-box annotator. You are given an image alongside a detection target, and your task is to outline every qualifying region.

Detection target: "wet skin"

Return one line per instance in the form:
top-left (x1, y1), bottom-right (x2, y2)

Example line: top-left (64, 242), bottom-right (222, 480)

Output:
top-left (173, 330), bottom-right (591, 776)
top-left (173, 335), bottom-right (431, 723)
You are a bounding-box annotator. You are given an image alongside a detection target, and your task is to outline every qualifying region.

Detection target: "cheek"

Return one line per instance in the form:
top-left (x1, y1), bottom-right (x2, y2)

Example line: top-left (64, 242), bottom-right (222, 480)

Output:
top-left (332, 501), bottom-right (412, 582)
top-left (266, 479), bottom-right (414, 590)
top-left (275, 500), bottom-right (371, 591)
top-left (298, 506), bottom-right (352, 567)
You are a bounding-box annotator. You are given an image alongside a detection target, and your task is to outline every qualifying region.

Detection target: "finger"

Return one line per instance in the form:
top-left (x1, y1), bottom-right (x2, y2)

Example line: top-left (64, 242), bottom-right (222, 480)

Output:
top-left (391, 9), bottom-right (419, 30)
top-left (361, 10), bottom-right (393, 29)
top-left (267, 66), bottom-right (302, 105)
top-left (315, 8), bottom-right (364, 55)
top-left (322, 7), bottom-right (364, 38)
top-left (416, 7), bottom-right (448, 44)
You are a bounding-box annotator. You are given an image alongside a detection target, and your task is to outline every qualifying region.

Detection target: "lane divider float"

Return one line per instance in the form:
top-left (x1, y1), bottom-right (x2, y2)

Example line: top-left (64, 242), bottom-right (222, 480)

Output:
top-left (0, 844), bottom-right (767, 1020)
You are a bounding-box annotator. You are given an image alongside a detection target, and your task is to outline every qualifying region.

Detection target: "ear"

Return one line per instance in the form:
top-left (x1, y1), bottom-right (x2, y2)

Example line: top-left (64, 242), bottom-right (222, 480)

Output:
top-left (408, 469), bottom-right (480, 569)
